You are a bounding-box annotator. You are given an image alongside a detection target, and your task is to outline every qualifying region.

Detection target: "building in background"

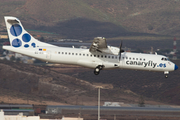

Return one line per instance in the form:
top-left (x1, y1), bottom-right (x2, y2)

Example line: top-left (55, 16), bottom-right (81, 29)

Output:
top-left (0, 110), bottom-right (39, 120)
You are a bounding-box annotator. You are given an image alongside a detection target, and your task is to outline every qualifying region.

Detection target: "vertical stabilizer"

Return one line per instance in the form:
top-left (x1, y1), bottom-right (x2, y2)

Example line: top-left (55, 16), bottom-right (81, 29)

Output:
top-left (4, 16), bottom-right (54, 48)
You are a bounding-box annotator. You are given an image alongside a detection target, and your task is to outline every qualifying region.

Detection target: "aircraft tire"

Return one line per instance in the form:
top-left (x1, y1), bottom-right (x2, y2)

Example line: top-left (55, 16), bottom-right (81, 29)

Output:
top-left (165, 74), bottom-right (168, 78)
top-left (94, 67), bottom-right (100, 75)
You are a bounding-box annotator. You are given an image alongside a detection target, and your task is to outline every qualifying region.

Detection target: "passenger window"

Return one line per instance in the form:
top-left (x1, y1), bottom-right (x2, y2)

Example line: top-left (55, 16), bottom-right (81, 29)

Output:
top-left (58, 52), bottom-right (60, 54)
top-left (76, 53), bottom-right (78, 55)
top-left (97, 55), bottom-right (99, 57)
top-left (136, 58), bottom-right (138, 60)
top-left (133, 58), bottom-right (135, 60)
top-left (94, 55), bottom-right (96, 57)
top-left (62, 52), bottom-right (64, 54)
top-left (105, 55), bottom-right (107, 58)
top-left (140, 58), bottom-right (142, 61)
top-left (79, 53), bottom-right (81, 56)
top-left (65, 52), bottom-right (67, 54)
top-left (112, 56), bottom-right (114, 59)
top-left (129, 58), bottom-right (131, 60)
top-left (87, 54), bottom-right (89, 56)
top-left (143, 59), bottom-right (145, 61)
top-left (108, 56), bottom-right (110, 58)
top-left (101, 55), bottom-right (103, 58)
top-left (126, 57), bottom-right (128, 59)
top-left (83, 54), bottom-right (85, 56)
top-left (72, 53), bottom-right (74, 55)
top-left (69, 53), bottom-right (71, 55)
top-left (90, 55), bottom-right (92, 57)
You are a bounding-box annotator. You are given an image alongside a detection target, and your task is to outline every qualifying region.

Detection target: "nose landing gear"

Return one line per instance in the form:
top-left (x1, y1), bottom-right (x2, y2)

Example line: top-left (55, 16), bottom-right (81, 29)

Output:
top-left (164, 71), bottom-right (169, 78)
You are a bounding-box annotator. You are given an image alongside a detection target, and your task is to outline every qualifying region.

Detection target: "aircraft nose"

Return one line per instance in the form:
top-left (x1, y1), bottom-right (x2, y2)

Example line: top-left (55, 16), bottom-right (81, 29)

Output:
top-left (174, 64), bottom-right (178, 70)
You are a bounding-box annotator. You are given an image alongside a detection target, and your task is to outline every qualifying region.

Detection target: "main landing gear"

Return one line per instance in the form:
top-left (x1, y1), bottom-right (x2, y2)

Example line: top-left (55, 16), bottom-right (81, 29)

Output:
top-left (94, 65), bottom-right (104, 75)
top-left (164, 71), bottom-right (169, 78)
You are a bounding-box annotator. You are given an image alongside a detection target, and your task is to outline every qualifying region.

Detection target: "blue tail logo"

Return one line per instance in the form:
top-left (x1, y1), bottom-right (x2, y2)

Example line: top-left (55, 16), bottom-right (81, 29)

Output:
top-left (10, 24), bottom-right (35, 48)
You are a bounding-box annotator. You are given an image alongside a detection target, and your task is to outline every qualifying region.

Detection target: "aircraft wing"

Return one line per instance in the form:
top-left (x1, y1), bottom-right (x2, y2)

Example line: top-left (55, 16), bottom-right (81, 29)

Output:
top-left (89, 37), bottom-right (114, 54)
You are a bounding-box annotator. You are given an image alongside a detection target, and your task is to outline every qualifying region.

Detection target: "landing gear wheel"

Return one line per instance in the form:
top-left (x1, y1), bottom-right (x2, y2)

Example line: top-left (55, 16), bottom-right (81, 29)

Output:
top-left (94, 67), bottom-right (100, 75)
top-left (165, 74), bottom-right (168, 78)
top-left (94, 65), bottom-right (104, 75)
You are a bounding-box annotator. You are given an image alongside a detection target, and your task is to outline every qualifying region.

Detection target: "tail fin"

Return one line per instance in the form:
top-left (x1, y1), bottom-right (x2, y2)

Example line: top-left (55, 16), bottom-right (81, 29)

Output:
top-left (4, 16), bottom-right (53, 48)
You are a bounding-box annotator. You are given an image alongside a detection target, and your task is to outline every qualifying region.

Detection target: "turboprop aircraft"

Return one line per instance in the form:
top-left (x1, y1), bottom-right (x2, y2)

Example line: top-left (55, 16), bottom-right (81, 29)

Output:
top-left (3, 16), bottom-right (178, 78)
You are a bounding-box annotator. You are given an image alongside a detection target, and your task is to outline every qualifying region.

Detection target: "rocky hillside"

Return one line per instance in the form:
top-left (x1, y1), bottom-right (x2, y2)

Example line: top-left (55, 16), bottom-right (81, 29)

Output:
top-left (0, 60), bottom-right (145, 105)
top-left (0, 59), bottom-right (180, 105)
top-left (0, 60), bottom-right (97, 105)
top-left (0, 0), bottom-right (180, 39)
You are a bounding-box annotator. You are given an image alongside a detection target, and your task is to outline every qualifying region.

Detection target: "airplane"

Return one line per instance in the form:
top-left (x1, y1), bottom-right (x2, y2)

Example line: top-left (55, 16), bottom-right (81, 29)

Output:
top-left (2, 16), bottom-right (178, 78)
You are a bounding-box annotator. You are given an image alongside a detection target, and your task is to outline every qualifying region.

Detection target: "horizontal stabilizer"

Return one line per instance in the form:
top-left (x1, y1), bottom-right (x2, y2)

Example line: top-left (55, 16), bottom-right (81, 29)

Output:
top-left (7, 19), bottom-right (19, 25)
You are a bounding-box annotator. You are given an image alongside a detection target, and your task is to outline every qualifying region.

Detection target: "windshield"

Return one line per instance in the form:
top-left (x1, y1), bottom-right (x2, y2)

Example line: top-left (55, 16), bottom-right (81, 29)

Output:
top-left (161, 57), bottom-right (169, 61)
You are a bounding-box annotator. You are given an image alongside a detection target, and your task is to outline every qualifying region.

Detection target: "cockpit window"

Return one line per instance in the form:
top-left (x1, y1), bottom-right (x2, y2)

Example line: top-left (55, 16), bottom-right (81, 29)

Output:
top-left (161, 57), bottom-right (169, 61)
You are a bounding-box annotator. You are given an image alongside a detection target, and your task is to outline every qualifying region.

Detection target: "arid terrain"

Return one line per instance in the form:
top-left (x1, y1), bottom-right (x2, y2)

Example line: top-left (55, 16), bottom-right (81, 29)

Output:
top-left (1, 0), bottom-right (180, 39)
top-left (0, 0), bottom-right (180, 109)
top-left (0, 59), bottom-right (180, 106)
top-left (0, 1), bottom-right (180, 120)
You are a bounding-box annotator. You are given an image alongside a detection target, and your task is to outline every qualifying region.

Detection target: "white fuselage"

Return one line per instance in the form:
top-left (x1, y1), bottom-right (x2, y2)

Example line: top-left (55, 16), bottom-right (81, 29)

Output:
top-left (3, 45), bottom-right (175, 72)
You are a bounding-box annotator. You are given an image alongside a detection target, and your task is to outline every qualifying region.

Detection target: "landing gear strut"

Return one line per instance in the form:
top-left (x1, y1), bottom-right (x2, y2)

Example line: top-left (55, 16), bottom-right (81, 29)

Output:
top-left (94, 65), bottom-right (104, 75)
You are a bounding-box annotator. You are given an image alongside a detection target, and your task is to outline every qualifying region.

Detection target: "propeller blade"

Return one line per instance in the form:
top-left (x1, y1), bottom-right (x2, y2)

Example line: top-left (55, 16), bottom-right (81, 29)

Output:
top-left (118, 41), bottom-right (124, 61)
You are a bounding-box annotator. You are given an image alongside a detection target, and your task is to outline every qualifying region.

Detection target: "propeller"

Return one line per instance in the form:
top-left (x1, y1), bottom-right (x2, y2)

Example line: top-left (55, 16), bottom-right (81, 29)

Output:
top-left (118, 41), bottom-right (124, 61)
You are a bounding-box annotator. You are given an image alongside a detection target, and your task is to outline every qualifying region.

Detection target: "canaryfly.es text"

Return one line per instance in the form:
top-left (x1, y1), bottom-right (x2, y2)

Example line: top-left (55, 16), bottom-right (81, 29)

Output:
top-left (126, 60), bottom-right (157, 68)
